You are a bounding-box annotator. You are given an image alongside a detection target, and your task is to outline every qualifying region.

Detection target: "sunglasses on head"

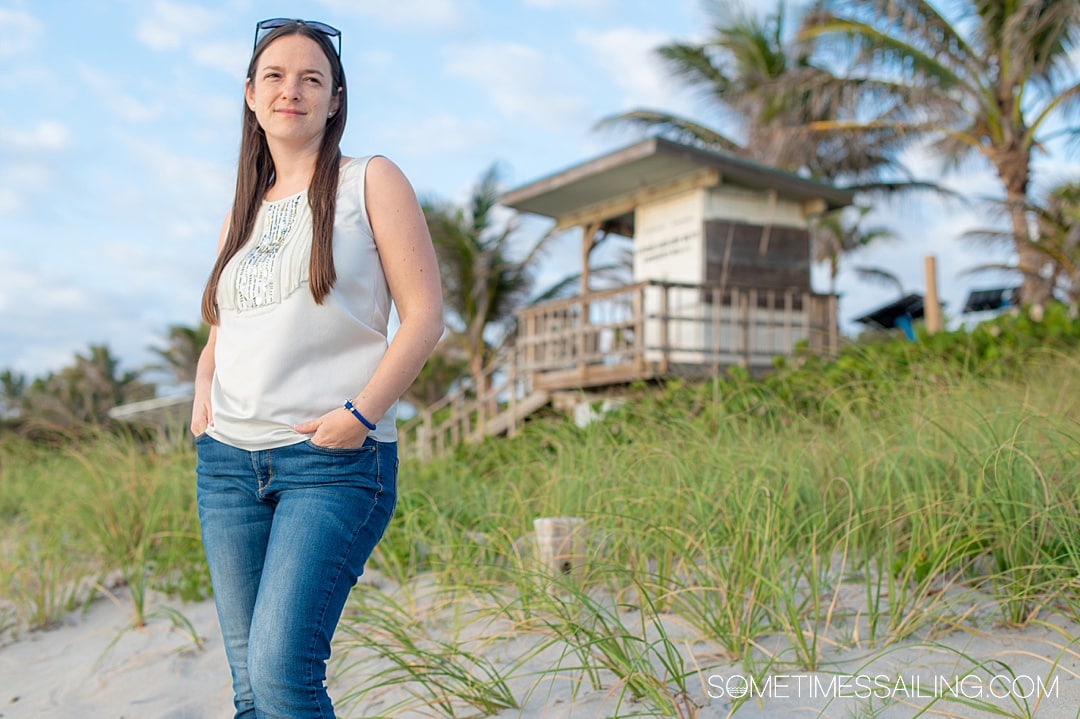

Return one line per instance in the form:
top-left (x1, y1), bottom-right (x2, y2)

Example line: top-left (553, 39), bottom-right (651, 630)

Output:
top-left (254, 18), bottom-right (342, 57)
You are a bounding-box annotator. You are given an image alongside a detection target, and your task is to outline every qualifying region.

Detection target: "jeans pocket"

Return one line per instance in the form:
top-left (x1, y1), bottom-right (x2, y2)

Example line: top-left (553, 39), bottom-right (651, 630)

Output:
top-left (302, 439), bottom-right (376, 455)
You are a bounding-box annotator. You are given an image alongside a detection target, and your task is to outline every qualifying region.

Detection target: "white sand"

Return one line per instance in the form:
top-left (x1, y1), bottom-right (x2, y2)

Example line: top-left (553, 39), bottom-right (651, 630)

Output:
top-left (3, 578), bottom-right (1080, 719)
top-left (0, 591), bottom-right (231, 718)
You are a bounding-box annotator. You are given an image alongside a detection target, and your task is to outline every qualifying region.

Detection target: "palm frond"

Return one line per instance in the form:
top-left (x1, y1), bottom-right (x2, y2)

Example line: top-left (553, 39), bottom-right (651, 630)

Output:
top-left (853, 265), bottom-right (905, 296)
top-left (655, 42), bottom-right (730, 93)
top-left (1027, 80), bottom-right (1080, 145)
top-left (594, 110), bottom-right (744, 153)
top-left (956, 261), bottom-right (1020, 277)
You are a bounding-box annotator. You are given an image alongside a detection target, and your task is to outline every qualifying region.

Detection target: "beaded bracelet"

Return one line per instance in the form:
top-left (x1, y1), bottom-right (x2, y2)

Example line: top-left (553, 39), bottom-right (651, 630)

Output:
top-left (343, 399), bottom-right (376, 431)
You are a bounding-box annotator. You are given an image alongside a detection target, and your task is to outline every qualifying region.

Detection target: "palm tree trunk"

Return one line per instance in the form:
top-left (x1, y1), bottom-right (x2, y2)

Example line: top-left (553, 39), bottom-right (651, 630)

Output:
top-left (1008, 193), bottom-right (1054, 309)
top-left (999, 157), bottom-right (1053, 308)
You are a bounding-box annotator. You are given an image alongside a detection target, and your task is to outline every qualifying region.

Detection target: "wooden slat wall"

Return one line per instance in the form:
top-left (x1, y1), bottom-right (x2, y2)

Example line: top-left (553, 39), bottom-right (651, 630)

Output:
top-left (704, 220), bottom-right (812, 291)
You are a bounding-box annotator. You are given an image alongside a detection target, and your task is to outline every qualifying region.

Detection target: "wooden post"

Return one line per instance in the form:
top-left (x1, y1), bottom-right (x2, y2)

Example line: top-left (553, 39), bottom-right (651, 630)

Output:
top-left (766, 289), bottom-right (776, 354)
top-left (924, 255), bottom-right (943, 335)
top-left (710, 286), bottom-right (721, 375)
top-left (803, 292), bottom-right (814, 353)
top-left (659, 284), bottom-right (670, 374)
top-left (507, 349), bottom-right (519, 437)
top-left (475, 378), bottom-right (486, 441)
top-left (633, 286), bottom-right (645, 373)
top-left (581, 222), bottom-right (597, 294)
top-left (828, 293), bottom-right (839, 357)
top-left (451, 393), bottom-right (462, 446)
top-left (739, 290), bottom-right (751, 368)
top-left (578, 222), bottom-right (598, 384)
top-left (534, 517), bottom-right (586, 583)
top-left (421, 413), bottom-right (432, 462)
top-left (783, 290), bottom-right (794, 357)
top-left (525, 313), bottom-right (537, 388)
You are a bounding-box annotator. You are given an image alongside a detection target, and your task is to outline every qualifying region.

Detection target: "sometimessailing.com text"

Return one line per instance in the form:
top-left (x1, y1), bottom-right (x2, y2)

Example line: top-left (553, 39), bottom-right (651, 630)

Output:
top-left (707, 673), bottom-right (1059, 702)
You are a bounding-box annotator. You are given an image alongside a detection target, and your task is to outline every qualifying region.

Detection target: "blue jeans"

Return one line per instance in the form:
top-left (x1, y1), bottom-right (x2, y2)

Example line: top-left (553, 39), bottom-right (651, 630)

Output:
top-left (195, 434), bottom-right (397, 719)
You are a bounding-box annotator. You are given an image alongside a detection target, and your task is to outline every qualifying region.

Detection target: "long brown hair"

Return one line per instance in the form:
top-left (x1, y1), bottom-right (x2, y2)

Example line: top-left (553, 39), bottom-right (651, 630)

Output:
top-left (201, 21), bottom-right (348, 325)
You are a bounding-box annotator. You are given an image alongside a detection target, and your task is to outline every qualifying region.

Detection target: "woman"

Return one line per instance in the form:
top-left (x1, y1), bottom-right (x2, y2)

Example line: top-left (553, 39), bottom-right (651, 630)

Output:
top-left (190, 18), bottom-right (443, 719)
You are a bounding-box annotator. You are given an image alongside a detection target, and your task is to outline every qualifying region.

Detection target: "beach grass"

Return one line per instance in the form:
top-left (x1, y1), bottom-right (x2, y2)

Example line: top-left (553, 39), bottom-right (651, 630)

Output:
top-left (2, 317), bottom-right (1080, 717)
top-left (0, 430), bottom-right (208, 637)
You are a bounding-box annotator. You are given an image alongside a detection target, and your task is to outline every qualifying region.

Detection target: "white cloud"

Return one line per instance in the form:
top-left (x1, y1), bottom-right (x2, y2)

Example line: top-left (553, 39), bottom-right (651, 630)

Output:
top-left (0, 188), bottom-right (19, 216)
top-left (444, 41), bottom-right (587, 129)
top-left (112, 137), bottom-right (233, 245)
top-left (383, 0), bottom-right (466, 27)
top-left (378, 112), bottom-right (500, 159)
top-left (138, 24), bottom-right (183, 52)
top-left (317, 0), bottom-right (470, 30)
top-left (524, 0), bottom-right (613, 10)
top-left (0, 216), bottom-right (211, 376)
top-left (0, 253), bottom-right (103, 373)
top-left (76, 67), bottom-right (165, 123)
top-left (135, 0), bottom-right (224, 52)
top-left (578, 27), bottom-right (694, 114)
top-left (0, 122), bottom-right (70, 219)
top-left (356, 48), bottom-right (394, 71)
top-left (0, 8), bottom-right (42, 59)
top-left (122, 136), bottom-right (232, 198)
top-left (192, 40), bottom-right (250, 76)
top-left (0, 159), bottom-right (67, 220)
top-left (1, 120), bottom-right (71, 152)
top-left (7, 162), bottom-right (54, 189)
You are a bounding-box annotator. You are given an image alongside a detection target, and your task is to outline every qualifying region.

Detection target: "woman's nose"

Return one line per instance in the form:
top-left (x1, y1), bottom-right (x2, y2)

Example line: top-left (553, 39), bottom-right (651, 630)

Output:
top-left (280, 78), bottom-right (301, 99)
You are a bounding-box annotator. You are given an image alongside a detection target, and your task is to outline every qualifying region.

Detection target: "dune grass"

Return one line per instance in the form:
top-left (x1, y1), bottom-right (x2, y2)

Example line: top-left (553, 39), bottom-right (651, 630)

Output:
top-left (0, 429), bottom-right (208, 639)
top-left (2, 333), bottom-right (1079, 717)
top-left (349, 348), bottom-right (1080, 716)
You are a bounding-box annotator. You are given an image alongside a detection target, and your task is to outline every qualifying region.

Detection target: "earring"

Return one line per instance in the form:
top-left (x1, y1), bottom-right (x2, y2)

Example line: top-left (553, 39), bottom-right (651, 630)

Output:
top-left (328, 111), bottom-right (335, 118)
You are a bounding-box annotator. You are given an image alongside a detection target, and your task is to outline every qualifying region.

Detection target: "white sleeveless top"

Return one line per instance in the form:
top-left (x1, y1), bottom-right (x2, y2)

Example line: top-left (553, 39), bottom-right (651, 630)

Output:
top-left (207, 156), bottom-right (397, 450)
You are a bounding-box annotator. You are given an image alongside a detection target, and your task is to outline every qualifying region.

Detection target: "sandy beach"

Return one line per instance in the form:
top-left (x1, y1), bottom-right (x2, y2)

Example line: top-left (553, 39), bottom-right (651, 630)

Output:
top-left (4, 571), bottom-right (1080, 719)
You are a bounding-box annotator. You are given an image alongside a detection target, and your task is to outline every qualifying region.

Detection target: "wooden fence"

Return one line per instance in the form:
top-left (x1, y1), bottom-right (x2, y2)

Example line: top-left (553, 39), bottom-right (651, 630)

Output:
top-left (399, 281), bottom-right (837, 460)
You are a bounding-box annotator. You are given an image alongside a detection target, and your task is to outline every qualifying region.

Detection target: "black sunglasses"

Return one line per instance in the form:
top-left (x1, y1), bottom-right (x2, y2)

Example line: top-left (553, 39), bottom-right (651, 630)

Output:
top-left (254, 18), bottom-right (341, 57)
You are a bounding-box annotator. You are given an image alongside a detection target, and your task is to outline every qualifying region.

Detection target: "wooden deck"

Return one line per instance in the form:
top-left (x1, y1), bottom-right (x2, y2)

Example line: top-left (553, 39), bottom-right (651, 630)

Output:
top-left (399, 280), bottom-right (837, 460)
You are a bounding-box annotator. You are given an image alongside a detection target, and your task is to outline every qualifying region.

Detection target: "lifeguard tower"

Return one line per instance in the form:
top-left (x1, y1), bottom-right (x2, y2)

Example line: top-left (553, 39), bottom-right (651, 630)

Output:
top-left (401, 137), bottom-right (853, 458)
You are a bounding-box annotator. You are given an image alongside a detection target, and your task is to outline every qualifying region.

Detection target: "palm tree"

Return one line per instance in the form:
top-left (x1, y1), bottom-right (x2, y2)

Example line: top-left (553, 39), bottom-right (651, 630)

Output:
top-left (800, 0), bottom-right (1080, 306)
top-left (148, 322), bottom-right (210, 384)
top-left (422, 164), bottom-right (573, 391)
top-left (963, 179), bottom-right (1080, 314)
top-left (0, 369), bottom-right (27, 419)
top-left (24, 344), bottom-right (154, 426)
top-left (1034, 181), bottom-right (1080, 313)
top-left (812, 205), bottom-right (897, 293)
top-left (597, 2), bottom-right (929, 300)
top-left (402, 336), bottom-right (469, 409)
top-left (598, 3), bottom-right (910, 186)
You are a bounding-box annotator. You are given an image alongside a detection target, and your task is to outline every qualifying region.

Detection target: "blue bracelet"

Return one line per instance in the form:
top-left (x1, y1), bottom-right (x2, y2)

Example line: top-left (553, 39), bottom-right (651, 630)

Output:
top-left (343, 400), bottom-right (376, 431)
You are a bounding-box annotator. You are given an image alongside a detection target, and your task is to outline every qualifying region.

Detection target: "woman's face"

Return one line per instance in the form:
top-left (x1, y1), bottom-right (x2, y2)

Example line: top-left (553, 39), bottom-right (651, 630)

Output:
top-left (245, 33), bottom-right (341, 149)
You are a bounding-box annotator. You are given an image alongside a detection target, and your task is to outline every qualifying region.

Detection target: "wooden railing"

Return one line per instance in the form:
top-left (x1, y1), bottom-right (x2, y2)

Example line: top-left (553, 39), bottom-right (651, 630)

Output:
top-left (515, 281), bottom-right (837, 387)
top-left (398, 345), bottom-right (548, 462)
top-left (399, 281), bottom-right (837, 460)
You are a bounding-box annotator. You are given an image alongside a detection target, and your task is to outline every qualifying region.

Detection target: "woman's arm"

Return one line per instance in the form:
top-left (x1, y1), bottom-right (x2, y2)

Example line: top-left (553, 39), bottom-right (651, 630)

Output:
top-left (294, 156), bottom-right (443, 446)
top-left (190, 215), bottom-right (229, 436)
top-left (357, 156), bottom-right (445, 418)
top-left (190, 325), bottom-right (218, 436)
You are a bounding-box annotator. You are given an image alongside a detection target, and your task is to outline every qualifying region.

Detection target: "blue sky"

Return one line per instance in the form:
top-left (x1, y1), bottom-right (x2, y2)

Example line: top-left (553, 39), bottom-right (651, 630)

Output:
top-left (1, 0), bottom-right (1075, 383)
